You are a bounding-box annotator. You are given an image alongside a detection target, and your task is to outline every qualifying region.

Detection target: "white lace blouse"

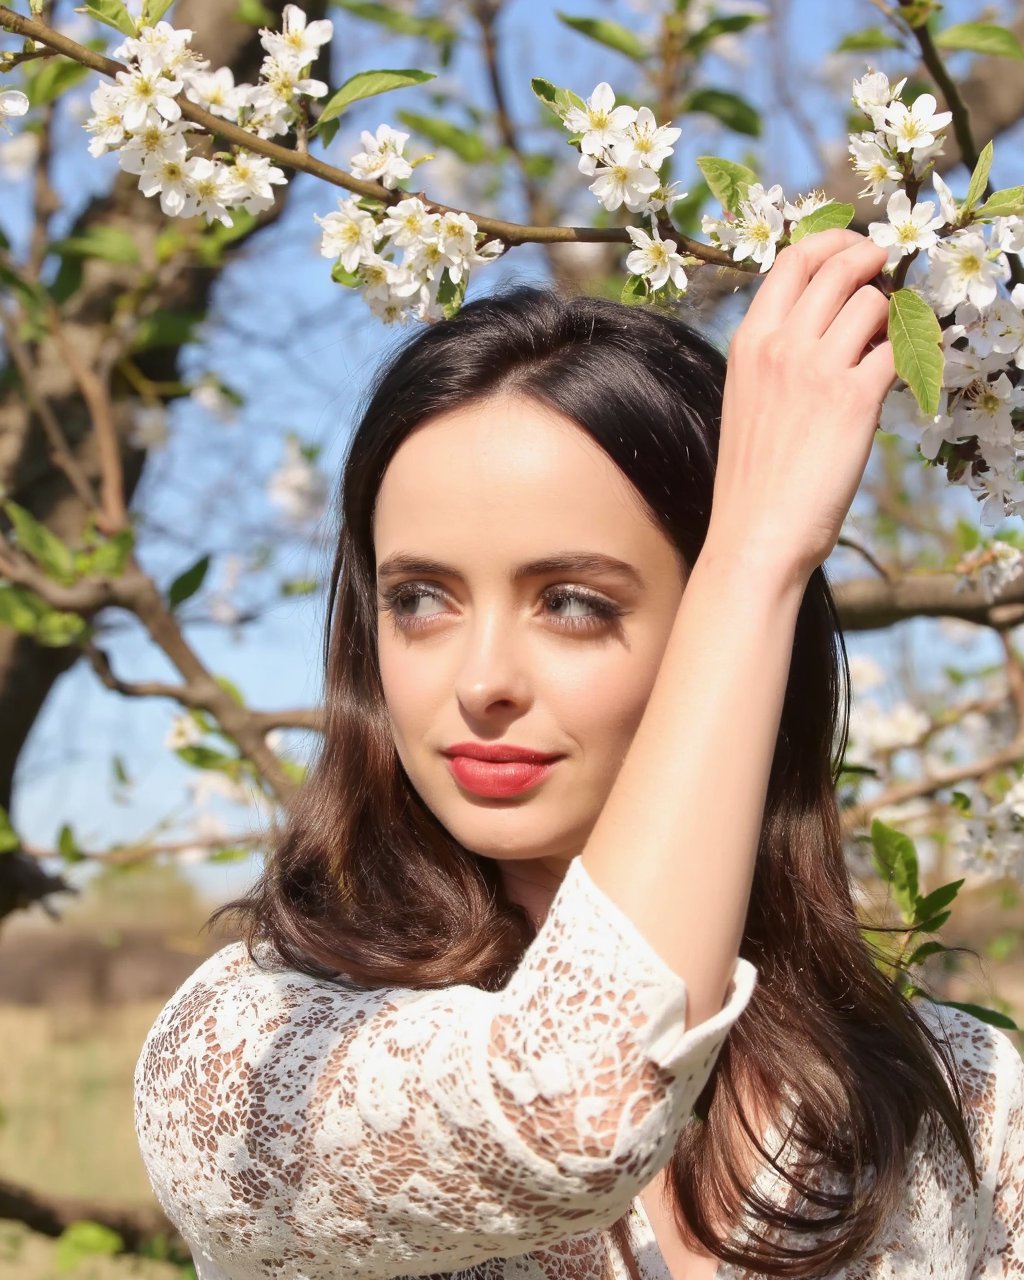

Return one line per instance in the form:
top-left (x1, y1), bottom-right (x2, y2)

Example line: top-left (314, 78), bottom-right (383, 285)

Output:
top-left (133, 855), bottom-right (1024, 1279)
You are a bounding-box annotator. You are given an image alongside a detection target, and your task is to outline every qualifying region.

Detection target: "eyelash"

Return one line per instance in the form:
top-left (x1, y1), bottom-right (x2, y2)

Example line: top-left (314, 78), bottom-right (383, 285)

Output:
top-left (377, 583), bottom-right (625, 635)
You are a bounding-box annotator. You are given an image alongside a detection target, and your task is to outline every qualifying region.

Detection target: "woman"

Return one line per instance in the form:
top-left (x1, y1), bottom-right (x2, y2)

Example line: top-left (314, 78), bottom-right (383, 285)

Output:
top-left (134, 228), bottom-right (1023, 1280)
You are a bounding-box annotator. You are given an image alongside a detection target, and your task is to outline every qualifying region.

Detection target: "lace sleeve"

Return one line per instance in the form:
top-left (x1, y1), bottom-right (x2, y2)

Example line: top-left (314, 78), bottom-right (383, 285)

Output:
top-left (970, 1021), bottom-right (1024, 1277)
top-left (134, 855), bottom-right (756, 1280)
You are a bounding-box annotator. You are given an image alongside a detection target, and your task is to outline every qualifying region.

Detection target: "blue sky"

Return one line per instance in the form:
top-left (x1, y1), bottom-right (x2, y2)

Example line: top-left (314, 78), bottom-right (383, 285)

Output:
top-left (2, 0), bottom-right (1020, 909)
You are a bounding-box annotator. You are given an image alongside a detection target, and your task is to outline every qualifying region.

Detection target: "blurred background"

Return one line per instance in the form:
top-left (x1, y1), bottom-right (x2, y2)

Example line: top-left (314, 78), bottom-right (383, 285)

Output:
top-left (2, 0), bottom-right (1024, 1275)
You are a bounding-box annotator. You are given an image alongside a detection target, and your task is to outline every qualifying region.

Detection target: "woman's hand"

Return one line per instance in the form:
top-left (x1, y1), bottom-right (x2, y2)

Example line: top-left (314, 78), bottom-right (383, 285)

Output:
top-left (704, 228), bottom-right (897, 585)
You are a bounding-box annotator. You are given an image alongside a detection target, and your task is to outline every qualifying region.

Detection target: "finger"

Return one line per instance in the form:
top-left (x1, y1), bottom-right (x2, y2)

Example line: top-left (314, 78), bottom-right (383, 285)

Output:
top-left (855, 338), bottom-right (898, 408)
top-left (819, 284), bottom-right (890, 367)
top-left (785, 238), bottom-right (890, 340)
top-left (742, 229), bottom-right (867, 330)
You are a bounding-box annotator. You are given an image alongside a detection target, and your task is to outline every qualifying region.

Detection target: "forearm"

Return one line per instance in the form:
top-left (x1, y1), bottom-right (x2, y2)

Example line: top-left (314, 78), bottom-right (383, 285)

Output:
top-left (579, 542), bottom-right (808, 1030)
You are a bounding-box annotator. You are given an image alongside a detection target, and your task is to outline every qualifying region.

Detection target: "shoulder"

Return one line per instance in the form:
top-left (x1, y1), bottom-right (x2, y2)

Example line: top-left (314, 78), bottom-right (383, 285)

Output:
top-left (909, 1000), bottom-right (1023, 1224)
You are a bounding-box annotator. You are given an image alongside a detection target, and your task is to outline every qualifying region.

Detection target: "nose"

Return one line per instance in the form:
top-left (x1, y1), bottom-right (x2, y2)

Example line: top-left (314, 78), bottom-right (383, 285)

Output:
top-left (453, 604), bottom-right (530, 717)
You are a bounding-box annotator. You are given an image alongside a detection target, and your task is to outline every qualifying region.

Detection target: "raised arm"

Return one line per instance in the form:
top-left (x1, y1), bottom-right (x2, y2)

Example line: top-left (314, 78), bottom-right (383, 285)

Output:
top-left (581, 229), bottom-right (896, 1029)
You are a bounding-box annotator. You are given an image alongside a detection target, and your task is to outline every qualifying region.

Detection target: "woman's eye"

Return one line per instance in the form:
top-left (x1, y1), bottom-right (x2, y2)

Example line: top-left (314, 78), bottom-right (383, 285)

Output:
top-left (378, 583), bottom-right (624, 634)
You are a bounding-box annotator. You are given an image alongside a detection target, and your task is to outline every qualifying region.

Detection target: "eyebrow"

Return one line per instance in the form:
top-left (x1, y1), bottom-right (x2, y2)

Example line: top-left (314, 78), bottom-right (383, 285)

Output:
top-left (376, 552), bottom-right (645, 590)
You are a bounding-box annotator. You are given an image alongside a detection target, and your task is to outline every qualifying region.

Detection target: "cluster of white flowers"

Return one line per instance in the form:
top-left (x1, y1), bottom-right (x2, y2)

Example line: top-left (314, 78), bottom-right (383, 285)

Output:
top-left (266, 433), bottom-right (328, 524)
top-left (314, 181), bottom-right (504, 323)
top-left (702, 183), bottom-right (835, 273)
top-left (952, 539), bottom-right (1024, 602)
top-left (0, 86), bottom-right (29, 134)
top-left (80, 6), bottom-right (334, 225)
top-left (845, 71), bottom-right (1024, 528)
top-left (847, 696), bottom-right (931, 762)
top-left (950, 776), bottom-right (1024, 884)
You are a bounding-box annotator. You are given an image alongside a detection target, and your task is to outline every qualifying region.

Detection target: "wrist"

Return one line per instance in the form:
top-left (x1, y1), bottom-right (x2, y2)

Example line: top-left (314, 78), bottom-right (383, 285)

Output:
top-left (694, 529), bottom-right (814, 603)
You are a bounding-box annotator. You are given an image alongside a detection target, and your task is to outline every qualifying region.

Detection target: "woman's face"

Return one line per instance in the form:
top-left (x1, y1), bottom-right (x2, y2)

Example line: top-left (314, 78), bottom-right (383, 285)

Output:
top-left (373, 393), bottom-right (687, 919)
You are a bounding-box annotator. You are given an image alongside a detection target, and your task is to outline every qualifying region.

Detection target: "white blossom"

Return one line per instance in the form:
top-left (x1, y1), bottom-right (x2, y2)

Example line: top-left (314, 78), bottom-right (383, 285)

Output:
top-left (879, 385), bottom-right (958, 461)
top-left (267, 435), bottom-right (328, 523)
top-left (926, 230), bottom-right (1010, 315)
top-left (851, 70), bottom-right (906, 127)
top-left (992, 216), bottom-right (1024, 256)
top-left (881, 92), bottom-right (952, 154)
top-left (128, 404), bottom-right (169, 449)
top-left (585, 139), bottom-right (661, 213)
top-left (378, 197), bottom-right (436, 247)
top-left (563, 81), bottom-right (637, 157)
top-left (83, 82), bottom-right (130, 157)
top-left (625, 222), bottom-right (688, 292)
top-left (730, 182), bottom-right (785, 272)
top-left (931, 170), bottom-right (960, 226)
top-left (138, 149), bottom-right (191, 216)
top-left (259, 4), bottom-right (334, 70)
top-left (181, 155), bottom-right (236, 226)
top-left (166, 713), bottom-right (203, 749)
top-left (782, 189), bottom-right (832, 222)
top-left (350, 123), bottom-right (413, 189)
top-left (848, 698), bottom-right (930, 757)
top-left (868, 189), bottom-right (945, 267)
top-left (315, 195), bottom-right (380, 271)
top-left (225, 150), bottom-right (287, 214)
top-left (117, 118), bottom-right (190, 176)
top-left (183, 67), bottom-right (249, 120)
top-left (848, 133), bottom-right (902, 204)
top-left (0, 130), bottom-right (40, 180)
top-left (115, 56), bottom-right (184, 133)
top-left (0, 89), bottom-right (29, 135)
top-left (623, 106), bottom-right (680, 170)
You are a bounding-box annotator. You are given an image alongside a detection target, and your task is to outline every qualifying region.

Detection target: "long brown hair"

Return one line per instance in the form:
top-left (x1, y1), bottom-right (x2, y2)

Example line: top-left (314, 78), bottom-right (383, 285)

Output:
top-left (208, 283), bottom-right (977, 1276)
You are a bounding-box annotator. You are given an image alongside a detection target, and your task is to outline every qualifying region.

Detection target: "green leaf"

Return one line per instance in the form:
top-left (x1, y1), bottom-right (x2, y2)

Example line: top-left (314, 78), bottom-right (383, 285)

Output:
top-left (129, 310), bottom-right (201, 352)
top-left (112, 754), bottom-right (131, 786)
top-left (555, 11), bottom-right (648, 60)
top-left (975, 186), bottom-right (1024, 218)
top-left (315, 69), bottom-right (436, 130)
top-left (34, 609), bottom-right (89, 647)
top-left (789, 201), bottom-right (856, 242)
top-left (214, 674), bottom-right (246, 706)
top-left (914, 878), bottom-right (964, 924)
top-left (688, 13), bottom-right (765, 56)
top-left (58, 823), bottom-right (85, 864)
top-left (836, 26), bottom-right (903, 51)
top-left (395, 110), bottom-right (485, 163)
top-left (209, 846), bottom-right (252, 863)
top-left (620, 273), bottom-right (650, 304)
top-left (436, 267), bottom-right (468, 319)
top-left (696, 155), bottom-right (758, 214)
top-left (913, 909), bottom-right (951, 934)
top-left (25, 56), bottom-right (91, 107)
top-left (175, 745), bottom-right (238, 770)
top-left (56, 1220), bottom-right (123, 1272)
top-left (330, 261), bottom-right (361, 287)
top-left (2, 500), bottom-right (76, 583)
top-left (49, 255), bottom-right (84, 306)
top-left (280, 576), bottom-right (319, 596)
top-left (870, 818), bottom-right (919, 921)
top-left (684, 88), bottom-right (761, 137)
top-left (530, 77), bottom-right (587, 124)
top-left (934, 22), bottom-right (1024, 59)
top-left (963, 140), bottom-right (993, 214)
top-left (889, 288), bottom-right (943, 417)
top-left (937, 1000), bottom-right (1019, 1031)
top-left (0, 584), bottom-right (48, 634)
top-left (74, 527), bottom-right (134, 577)
top-left (141, 0), bottom-right (175, 25)
top-left (334, 0), bottom-right (454, 44)
top-left (75, 0), bottom-right (136, 37)
top-left (51, 226), bottom-right (139, 265)
top-left (906, 939), bottom-right (948, 966)
top-left (0, 806), bottom-right (19, 855)
top-left (167, 554), bottom-right (211, 608)
top-left (233, 0), bottom-right (275, 24)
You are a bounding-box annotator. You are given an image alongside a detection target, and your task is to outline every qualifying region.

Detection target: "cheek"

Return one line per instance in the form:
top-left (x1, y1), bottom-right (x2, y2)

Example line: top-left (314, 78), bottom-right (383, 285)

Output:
top-left (538, 641), bottom-right (664, 758)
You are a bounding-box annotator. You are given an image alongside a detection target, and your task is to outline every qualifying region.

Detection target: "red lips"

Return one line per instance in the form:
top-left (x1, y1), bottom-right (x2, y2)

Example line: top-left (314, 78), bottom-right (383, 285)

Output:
top-left (443, 741), bottom-right (563, 764)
